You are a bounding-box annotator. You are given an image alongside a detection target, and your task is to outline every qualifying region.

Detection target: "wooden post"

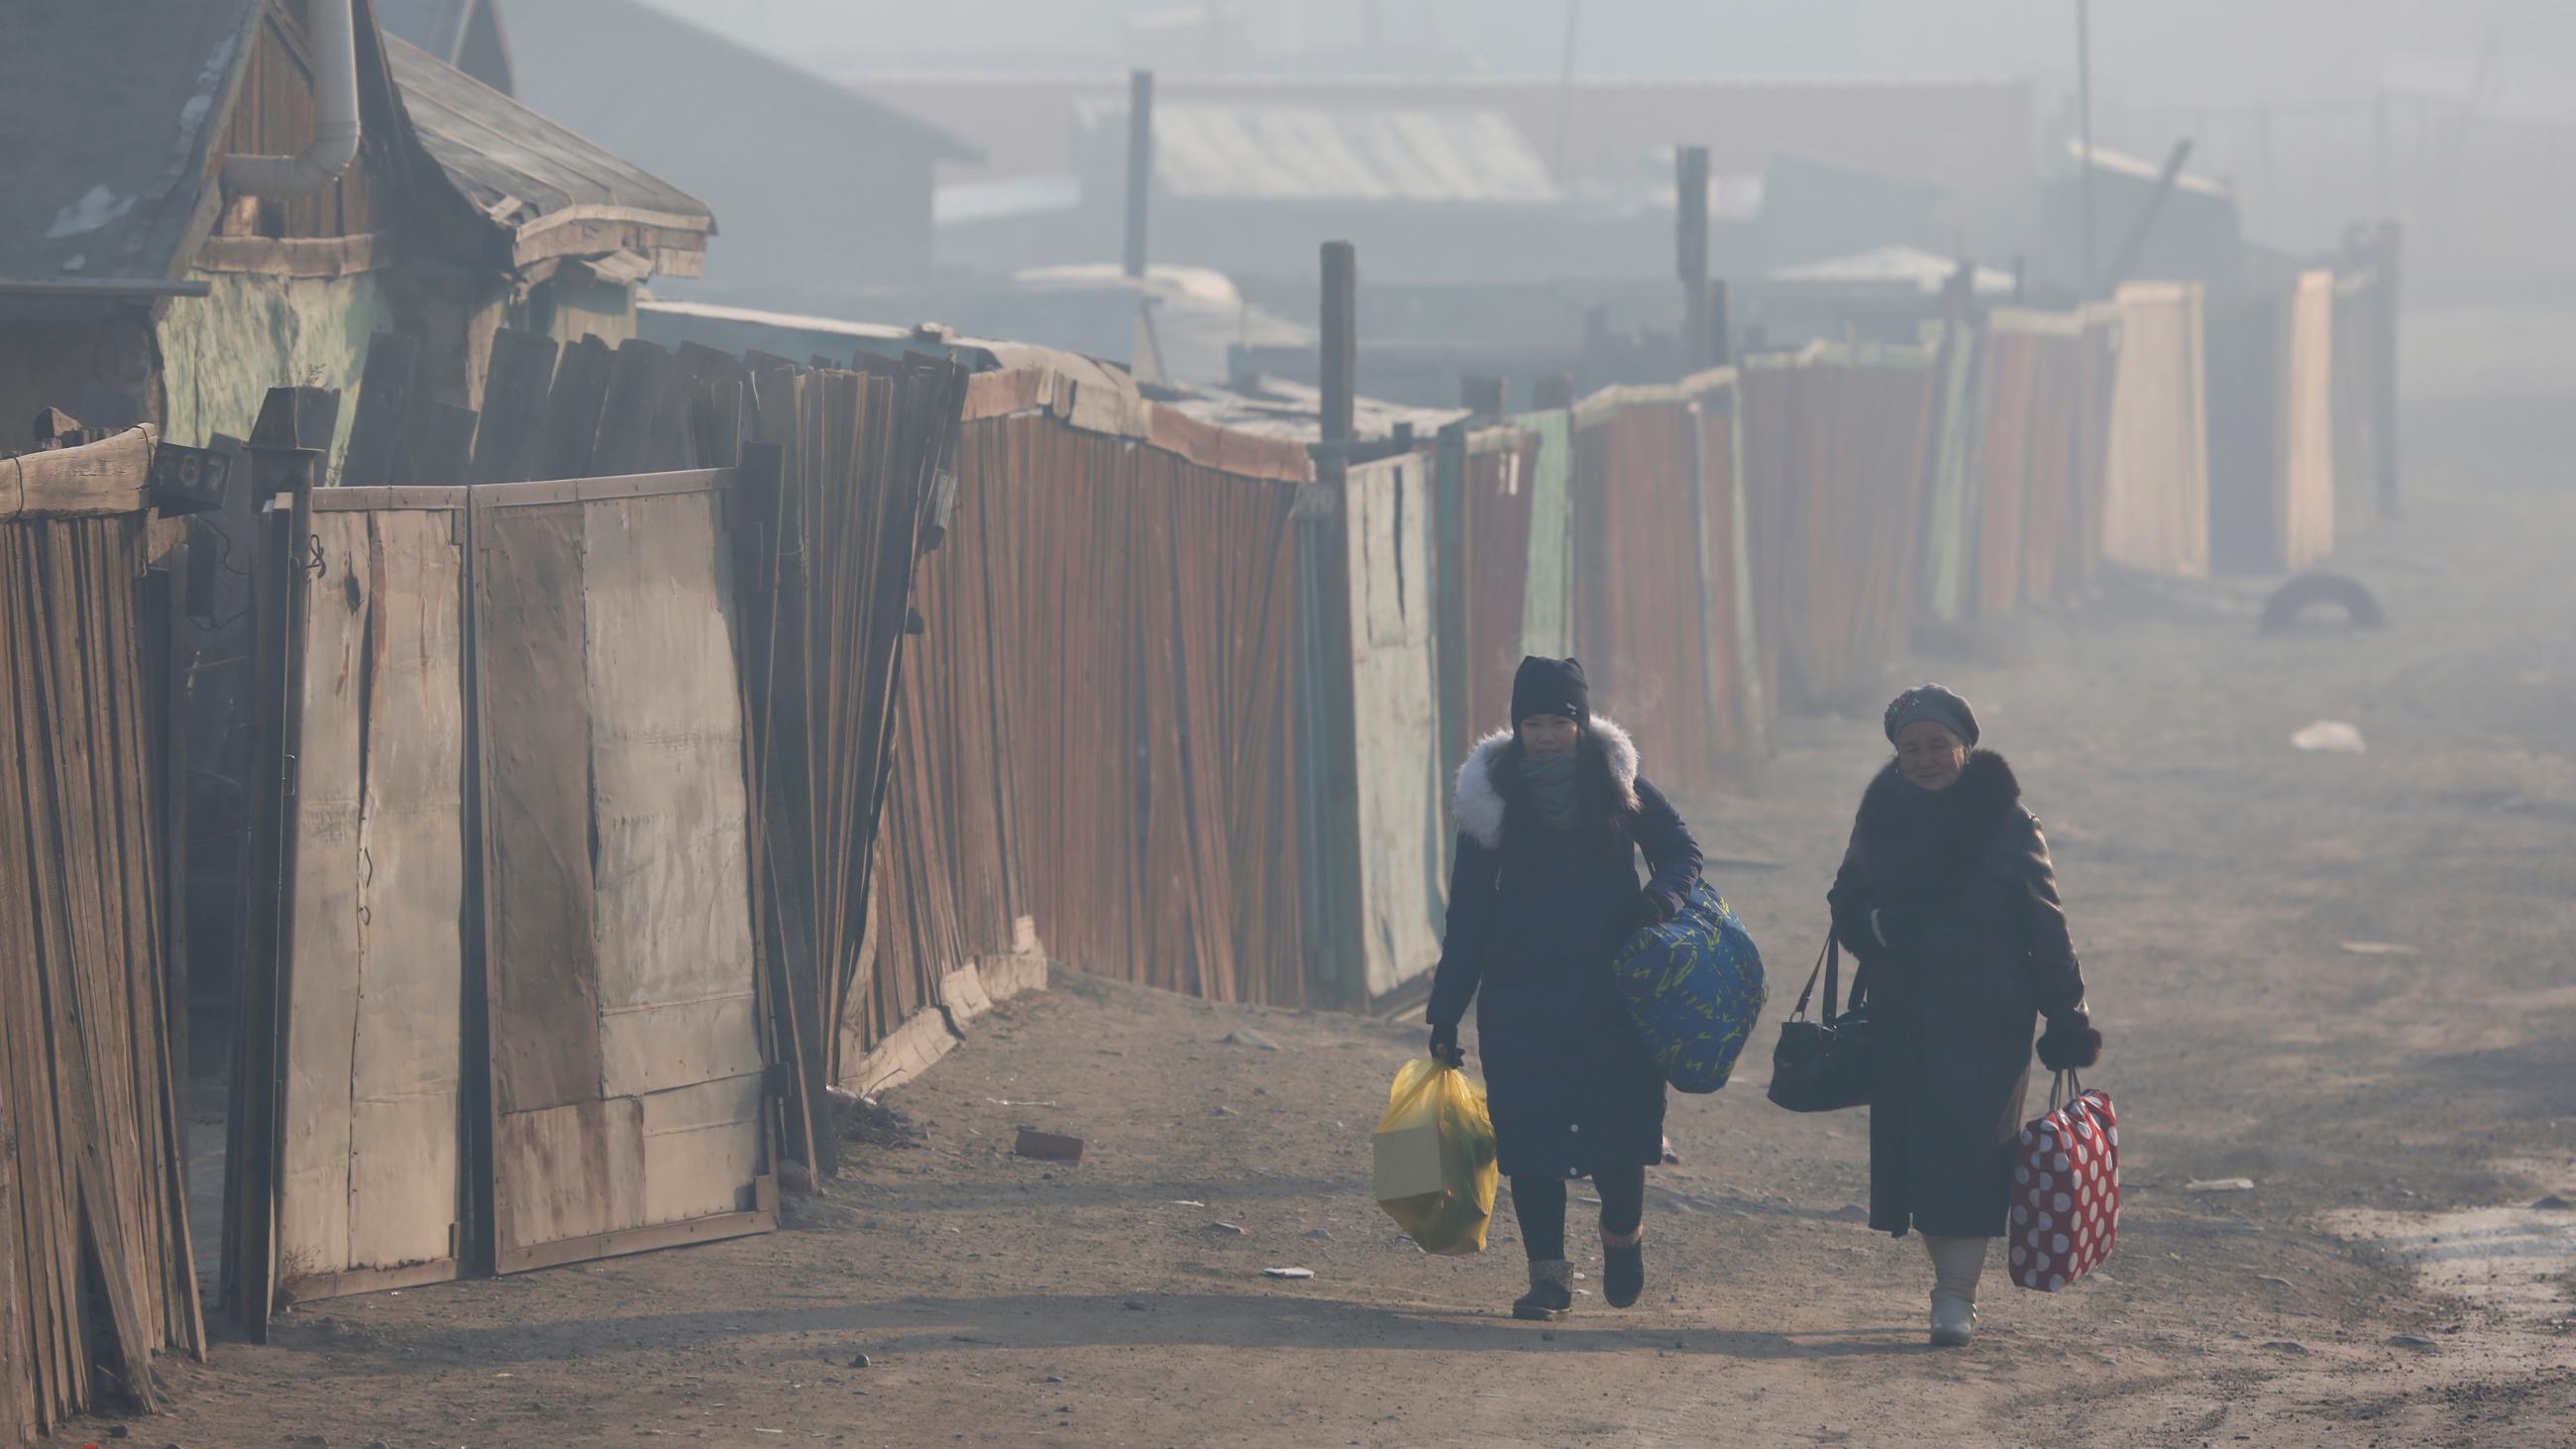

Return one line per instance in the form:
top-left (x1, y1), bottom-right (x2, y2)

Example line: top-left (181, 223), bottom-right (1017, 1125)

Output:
top-left (2373, 88), bottom-right (2393, 220)
top-left (228, 386), bottom-right (333, 1343)
top-left (2077, 0), bottom-right (2097, 289)
top-left (2373, 220), bottom-right (2403, 517)
top-left (1320, 241), bottom-right (1356, 445)
top-left (1460, 376), bottom-right (1505, 419)
top-left (1124, 68), bottom-right (1154, 281)
top-left (1676, 145), bottom-right (1711, 373)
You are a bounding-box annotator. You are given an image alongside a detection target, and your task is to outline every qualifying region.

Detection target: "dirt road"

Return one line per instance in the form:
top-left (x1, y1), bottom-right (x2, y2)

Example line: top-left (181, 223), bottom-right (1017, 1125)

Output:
top-left (76, 380), bottom-right (2576, 1447)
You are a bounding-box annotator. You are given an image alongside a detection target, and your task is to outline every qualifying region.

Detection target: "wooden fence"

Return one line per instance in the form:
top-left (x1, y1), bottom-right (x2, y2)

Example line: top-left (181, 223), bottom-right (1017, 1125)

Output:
top-left (0, 427), bottom-right (202, 1439)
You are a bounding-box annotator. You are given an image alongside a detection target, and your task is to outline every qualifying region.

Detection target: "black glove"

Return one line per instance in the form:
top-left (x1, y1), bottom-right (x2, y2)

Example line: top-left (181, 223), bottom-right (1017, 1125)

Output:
top-left (1617, 891), bottom-right (1668, 935)
top-left (2035, 1010), bottom-right (2103, 1071)
top-left (1428, 1020), bottom-right (1463, 1068)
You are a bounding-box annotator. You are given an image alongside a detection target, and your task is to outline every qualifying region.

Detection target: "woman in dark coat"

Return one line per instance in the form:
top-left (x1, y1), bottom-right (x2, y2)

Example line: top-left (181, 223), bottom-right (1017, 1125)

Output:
top-left (1425, 656), bottom-right (1703, 1320)
top-left (1827, 684), bottom-right (2101, 1346)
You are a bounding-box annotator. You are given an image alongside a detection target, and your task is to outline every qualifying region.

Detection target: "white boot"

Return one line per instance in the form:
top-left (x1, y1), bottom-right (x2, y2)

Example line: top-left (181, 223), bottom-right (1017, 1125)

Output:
top-left (1924, 1235), bottom-right (1986, 1347)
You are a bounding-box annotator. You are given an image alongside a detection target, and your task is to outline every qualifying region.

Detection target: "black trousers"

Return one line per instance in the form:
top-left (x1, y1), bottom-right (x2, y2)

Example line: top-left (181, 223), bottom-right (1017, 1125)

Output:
top-left (1510, 1167), bottom-right (1646, 1263)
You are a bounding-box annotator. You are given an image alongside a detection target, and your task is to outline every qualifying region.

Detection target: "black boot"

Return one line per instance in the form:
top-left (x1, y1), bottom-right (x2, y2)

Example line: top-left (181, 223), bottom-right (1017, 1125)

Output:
top-left (1603, 1226), bottom-right (1644, 1308)
top-left (1513, 1259), bottom-right (1572, 1320)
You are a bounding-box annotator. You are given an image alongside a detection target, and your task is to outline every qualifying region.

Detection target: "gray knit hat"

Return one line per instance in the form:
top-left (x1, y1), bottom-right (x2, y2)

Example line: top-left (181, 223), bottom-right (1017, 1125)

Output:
top-left (1882, 684), bottom-right (1979, 747)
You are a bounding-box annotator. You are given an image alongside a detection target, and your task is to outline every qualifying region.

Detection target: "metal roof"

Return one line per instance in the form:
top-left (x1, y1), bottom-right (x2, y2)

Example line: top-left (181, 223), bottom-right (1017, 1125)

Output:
top-left (384, 33), bottom-right (713, 239)
top-left (1771, 246), bottom-right (2016, 295)
top-left (0, 0), bottom-right (263, 289)
top-left (2065, 139), bottom-right (2234, 200)
top-left (1167, 376), bottom-right (1467, 443)
top-left (1077, 98), bottom-right (1560, 205)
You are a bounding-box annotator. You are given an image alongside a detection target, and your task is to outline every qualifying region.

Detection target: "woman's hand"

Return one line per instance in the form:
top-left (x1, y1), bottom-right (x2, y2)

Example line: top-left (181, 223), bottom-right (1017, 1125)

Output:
top-left (1428, 1020), bottom-right (1463, 1068)
top-left (1617, 891), bottom-right (1668, 934)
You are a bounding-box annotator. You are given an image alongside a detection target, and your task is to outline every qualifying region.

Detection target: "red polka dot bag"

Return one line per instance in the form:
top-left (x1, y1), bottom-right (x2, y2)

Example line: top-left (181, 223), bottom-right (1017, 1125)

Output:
top-left (2009, 1071), bottom-right (2119, 1292)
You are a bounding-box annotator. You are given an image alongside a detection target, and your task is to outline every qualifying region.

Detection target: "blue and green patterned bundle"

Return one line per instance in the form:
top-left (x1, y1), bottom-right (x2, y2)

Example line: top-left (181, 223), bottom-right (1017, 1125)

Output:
top-left (1611, 881), bottom-right (1768, 1094)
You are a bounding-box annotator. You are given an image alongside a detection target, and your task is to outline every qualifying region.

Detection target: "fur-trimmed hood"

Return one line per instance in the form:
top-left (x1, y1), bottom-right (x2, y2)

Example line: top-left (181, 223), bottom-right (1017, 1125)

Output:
top-left (1452, 716), bottom-right (1640, 850)
top-left (1849, 748), bottom-right (2025, 899)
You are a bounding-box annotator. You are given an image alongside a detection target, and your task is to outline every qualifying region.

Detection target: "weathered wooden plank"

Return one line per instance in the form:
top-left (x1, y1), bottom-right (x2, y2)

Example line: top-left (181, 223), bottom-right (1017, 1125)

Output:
top-left (413, 402), bottom-right (480, 487)
top-left (338, 332), bottom-right (422, 489)
top-left (345, 508), bottom-right (468, 1280)
top-left (493, 1099), bottom-right (643, 1258)
top-left (277, 511), bottom-right (369, 1286)
top-left (588, 340), bottom-right (675, 479)
top-left (0, 530), bottom-right (70, 1432)
top-left (0, 1053), bottom-right (30, 1441)
top-left (29, 522), bottom-right (159, 1407)
top-left (637, 1075), bottom-right (764, 1227)
top-left (472, 501), bottom-right (603, 1115)
top-left (471, 330), bottom-right (562, 486)
top-left (581, 493), bottom-right (762, 1102)
top-left (536, 334), bottom-right (614, 483)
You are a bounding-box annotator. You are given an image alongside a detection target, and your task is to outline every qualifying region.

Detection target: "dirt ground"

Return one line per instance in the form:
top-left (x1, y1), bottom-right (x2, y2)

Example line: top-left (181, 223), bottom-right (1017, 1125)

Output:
top-left (68, 337), bottom-right (2576, 1447)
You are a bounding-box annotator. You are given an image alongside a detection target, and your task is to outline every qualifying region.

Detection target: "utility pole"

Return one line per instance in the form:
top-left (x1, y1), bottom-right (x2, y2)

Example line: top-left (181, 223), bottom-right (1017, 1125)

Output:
top-left (1320, 241), bottom-right (1356, 445)
top-left (1675, 145), bottom-right (1712, 373)
top-left (1123, 68), bottom-right (1154, 280)
top-left (1553, 0), bottom-right (1582, 184)
top-left (2077, 0), bottom-right (2097, 292)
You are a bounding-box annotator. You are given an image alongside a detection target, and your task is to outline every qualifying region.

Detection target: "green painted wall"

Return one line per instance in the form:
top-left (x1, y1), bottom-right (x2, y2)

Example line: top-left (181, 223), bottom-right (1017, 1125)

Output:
top-left (534, 271), bottom-right (637, 350)
top-left (155, 270), bottom-right (391, 470)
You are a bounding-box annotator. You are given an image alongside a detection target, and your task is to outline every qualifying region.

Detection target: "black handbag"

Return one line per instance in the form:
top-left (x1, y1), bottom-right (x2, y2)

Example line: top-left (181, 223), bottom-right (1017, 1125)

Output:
top-left (1766, 937), bottom-right (1876, 1113)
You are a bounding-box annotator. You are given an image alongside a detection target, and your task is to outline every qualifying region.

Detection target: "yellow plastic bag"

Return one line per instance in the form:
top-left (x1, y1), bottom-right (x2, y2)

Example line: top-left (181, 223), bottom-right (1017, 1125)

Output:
top-left (1372, 1057), bottom-right (1500, 1256)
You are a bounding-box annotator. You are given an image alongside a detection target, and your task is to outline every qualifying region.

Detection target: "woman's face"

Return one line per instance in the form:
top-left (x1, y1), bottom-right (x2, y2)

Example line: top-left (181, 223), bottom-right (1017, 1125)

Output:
top-left (1895, 721), bottom-right (1969, 791)
top-left (1519, 714), bottom-right (1579, 757)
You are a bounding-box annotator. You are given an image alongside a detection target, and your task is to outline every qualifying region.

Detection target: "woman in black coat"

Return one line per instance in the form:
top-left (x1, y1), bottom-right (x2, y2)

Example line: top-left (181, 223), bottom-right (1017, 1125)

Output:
top-left (1827, 685), bottom-right (2101, 1347)
top-left (1425, 656), bottom-right (1704, 1320)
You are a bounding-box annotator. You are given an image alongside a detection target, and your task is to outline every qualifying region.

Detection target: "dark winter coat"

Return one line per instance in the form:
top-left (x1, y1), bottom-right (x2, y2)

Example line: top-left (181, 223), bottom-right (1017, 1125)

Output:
top-left (1827, 751), bottom-right (2088, 1238)
top-left (1426, 719), bottom-right (1703, 1180)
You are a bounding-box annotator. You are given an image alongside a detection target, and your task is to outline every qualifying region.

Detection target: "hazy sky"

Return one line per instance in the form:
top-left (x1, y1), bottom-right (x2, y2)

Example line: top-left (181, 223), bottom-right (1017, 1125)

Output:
top-left (628, 0), bottom-right (2574, 118)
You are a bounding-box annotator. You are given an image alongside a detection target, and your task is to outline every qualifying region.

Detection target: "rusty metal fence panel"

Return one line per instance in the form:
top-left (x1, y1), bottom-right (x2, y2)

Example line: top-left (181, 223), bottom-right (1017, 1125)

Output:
top-left (1741, 344), bottom-right (1942, 715)
top-left (1433, 421), bottom-right (1545, 806)
top-left (1562, 376), bottom-right (1741, 792)
top-left (848, 374), bottom-right (1311, 1063)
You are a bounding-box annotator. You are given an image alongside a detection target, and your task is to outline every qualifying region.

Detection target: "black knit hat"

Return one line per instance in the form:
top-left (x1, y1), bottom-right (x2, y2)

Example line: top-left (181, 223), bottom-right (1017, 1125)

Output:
top-left (1882, 683), bottom-right (1979, 747)
top-left (1511, 656), bottom-right (1590, 726)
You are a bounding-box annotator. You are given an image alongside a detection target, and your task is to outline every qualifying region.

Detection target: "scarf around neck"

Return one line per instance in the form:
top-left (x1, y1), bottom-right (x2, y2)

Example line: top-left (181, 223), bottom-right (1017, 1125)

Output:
top-left (1517, 748), bottom-right (1582, 832)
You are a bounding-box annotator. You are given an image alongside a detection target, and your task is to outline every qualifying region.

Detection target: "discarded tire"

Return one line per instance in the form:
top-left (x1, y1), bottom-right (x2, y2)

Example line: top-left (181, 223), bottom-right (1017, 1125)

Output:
top-left (2259, 572), bottom-right (2386, 634)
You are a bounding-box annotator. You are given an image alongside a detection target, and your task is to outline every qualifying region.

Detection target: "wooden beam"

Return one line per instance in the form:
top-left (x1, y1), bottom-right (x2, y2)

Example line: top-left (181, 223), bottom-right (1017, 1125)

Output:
top-left (0, 279), bottom-right (210, 298)
top-left (194, 231), bottom-right (396, 279)
top-left (0, 426), bottom-right (157, 519)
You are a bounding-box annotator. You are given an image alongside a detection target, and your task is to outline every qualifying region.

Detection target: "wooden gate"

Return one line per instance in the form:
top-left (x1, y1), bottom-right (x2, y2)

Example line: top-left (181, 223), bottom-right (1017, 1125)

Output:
top-left (470, 470), bottom-right (771, 1274)
top-left (232, 464), bottom-right (774, 1321)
